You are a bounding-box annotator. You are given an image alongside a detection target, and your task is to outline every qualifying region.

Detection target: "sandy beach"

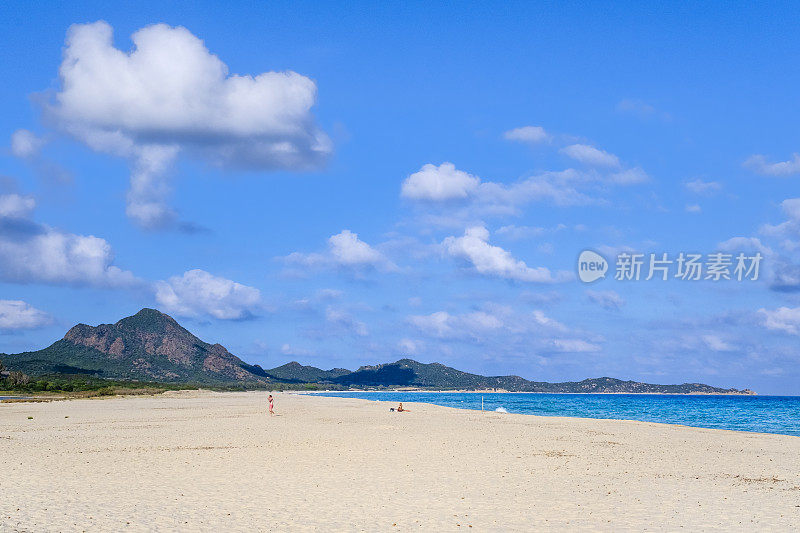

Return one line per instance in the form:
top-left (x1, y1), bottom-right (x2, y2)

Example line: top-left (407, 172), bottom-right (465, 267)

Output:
top-left (1, 391), bottom-right (799, 532)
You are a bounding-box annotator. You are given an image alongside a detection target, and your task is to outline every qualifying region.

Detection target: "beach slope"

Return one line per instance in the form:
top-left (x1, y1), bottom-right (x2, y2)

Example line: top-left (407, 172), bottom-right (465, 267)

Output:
top-left (1, 391), bottom-right (798, 531)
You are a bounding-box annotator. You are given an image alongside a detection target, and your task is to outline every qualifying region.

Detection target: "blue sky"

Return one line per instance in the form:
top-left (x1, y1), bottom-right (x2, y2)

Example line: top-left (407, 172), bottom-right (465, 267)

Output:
top-left (2, 1), bottom-right (800, 394)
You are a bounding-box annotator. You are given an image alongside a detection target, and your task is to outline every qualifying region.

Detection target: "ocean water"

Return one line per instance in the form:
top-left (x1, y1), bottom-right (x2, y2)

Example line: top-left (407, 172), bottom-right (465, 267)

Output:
top-left (313, 392), bottom-right (800, 437)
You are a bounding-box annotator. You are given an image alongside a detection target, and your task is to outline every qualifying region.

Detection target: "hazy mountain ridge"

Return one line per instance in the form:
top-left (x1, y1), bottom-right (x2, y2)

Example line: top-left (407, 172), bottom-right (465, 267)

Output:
top-left (0, 309), bottom-right (754, 394)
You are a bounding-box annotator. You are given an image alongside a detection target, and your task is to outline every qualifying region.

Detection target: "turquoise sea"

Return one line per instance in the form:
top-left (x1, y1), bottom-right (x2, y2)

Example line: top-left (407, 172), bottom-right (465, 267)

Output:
top-left (313, 392), bottom-right (800, 437)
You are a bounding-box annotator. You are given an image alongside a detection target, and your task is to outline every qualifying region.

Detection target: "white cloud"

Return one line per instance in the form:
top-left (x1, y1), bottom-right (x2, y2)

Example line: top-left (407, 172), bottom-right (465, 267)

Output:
top-left (401, 162), bottom-right (480, 201)
top-left (496, 223), bottom-right (568, 241)
top-left (503, 126), bottom-right (549, 144)
top-left (408, 311), bottom-right (503, 339)
top-left (442, 226), bottom-right (571, 283)
top-left (0, 194), bottom-right (137, 287)
top-left (761, 198), bottom-right (800, 242)
top-left (607, 167), bottom-right (649, 184)
top-left (285, 230), bottom-right (397, 272)
top-left (10, 129), bottom-right (44, 159)
top-left (47, 21), bottom-right (330, 229)
top-left (560, 144), bottom-right (620, 168)
top-left (0, 300), bottom-right (52, 330)
top-left (685, 179), bottom-right (722, 195)
top-left (154, 269), bottom-right (261, 319)
top-left (496, 224), bottom-right (547, 240)
top-left (397, 338), bottom-right (423, 355)
top-left (400, 161), bottom-right (648, 226)
top-left (280, 343), bottom-right (315, 357)
top-left (8, 130), bottom-right (71, 184)
top-left (329, 230), bottom-right (389, 267)
top-left (325, 306), bottom-right (368, 336)
top-left (125, 144), bottom-right (180, 228)
top-left (477, 169), bottom-right (599, 208)
top-left (585, 289), bottom-right (624, 310)
top-left (0, 194), bottom-right (35, 219)
top-left (744, 153), bottom-right (800, 176)
top-left (408, 306), bottom-right (599, 356)
top-left (701, 334), bottom-right (734, 352)
top-left (531, 309), bottom-right (568, 331)
top-left (550, 339), bottom-right (601, 353)
top-left (685, 204), bottom-right (701, 213)
top-left (758, 306), bottom-right (800, 335)
top-left (716, 237), bottom-right (773, 256)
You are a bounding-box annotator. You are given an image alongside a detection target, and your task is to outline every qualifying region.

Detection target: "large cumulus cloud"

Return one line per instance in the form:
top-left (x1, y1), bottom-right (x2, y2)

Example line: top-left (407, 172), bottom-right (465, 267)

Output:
top-left (48, 21), bottom-right (331, 229)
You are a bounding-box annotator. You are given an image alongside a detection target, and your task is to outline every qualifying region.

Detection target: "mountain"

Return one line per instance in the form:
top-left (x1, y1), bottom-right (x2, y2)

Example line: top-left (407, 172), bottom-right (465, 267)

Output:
top-left (0, 308), bottom-right (270, 384)
top-left (265, 361), bottom-right (350, 383)
top-left (329, 359), bottom-right (752, 394)
top-left (0, 310), bottom-right (754, 393)
top-left (334, 358), bottom-right (508, 388)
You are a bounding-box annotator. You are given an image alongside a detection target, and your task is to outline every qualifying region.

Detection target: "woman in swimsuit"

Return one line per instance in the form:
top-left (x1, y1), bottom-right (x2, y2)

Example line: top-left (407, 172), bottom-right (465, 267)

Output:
top-left (268, 394), bottom-right (274, 415)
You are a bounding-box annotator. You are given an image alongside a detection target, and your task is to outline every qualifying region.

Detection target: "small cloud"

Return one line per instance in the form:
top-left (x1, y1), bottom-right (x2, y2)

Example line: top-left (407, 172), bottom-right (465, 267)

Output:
top-left (685, 204), bottom-right (702, 213)
top-left (316, 289), bottom-right (343, 301)
top-left (397, 338), bottom-right (422, 355)
top-left (154, 269), bottom-right (261, 320)
top-left (537, 243), bottom-right (555, 255)
top-left (701, 334), bottom-right (734, 352)
top-left (770, 262), bottom-right (800, 293)
top-left (503, 126), bottom-right (549, 145)
top-left (585, 289), bottom-right (624, 310)
top-left (760, 198), bottom-right (800, 242)
top-left (325, 306), bottom-right (368, 337)
top-left (9, 130), bottom-right (71, 184)
top-left (10, 130), bottom-right (44, 159)
top-left (759, 306), bottom-right (800, 335)
top-left (550, 339), bottom-right (601, 353)
top-left (401, 162), bottom-right (480, 201)
top-left (442, 226), bottom-right (572, 283)
top-left (0, 193), bottom-right (36, 219)
top-left (608, 167), bottom-right (649, 185)
top-left (560, 144), bottom-right (620, 168)
top-left (284, 230), bottom-right (397, 273)
top-left (716, 236), bottom-right (772, 256)
top-left (0, 300), bottom-right (53, 331)
top-left (496, 224), bottom-right (568, 241)
top-left (0, 193), bottom-right (138, 287)
top-left (281, 343), bottom-right (315, 357)
top-left (685, 179), bottom-right (722, 195)
top-left (743, 153), bottom-right (800, 176)
top-left (408, 310), bottom-right (503, 339)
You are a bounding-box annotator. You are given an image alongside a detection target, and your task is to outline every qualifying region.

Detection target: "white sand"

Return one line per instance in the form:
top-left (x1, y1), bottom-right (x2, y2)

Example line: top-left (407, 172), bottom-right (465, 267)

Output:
top-left (1, 391), bottom-right (799, 531)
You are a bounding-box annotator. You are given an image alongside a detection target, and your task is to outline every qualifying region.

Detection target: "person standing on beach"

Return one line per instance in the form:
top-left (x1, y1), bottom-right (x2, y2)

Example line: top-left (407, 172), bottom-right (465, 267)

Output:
top-left (268, 394), bottom-right (274, 416)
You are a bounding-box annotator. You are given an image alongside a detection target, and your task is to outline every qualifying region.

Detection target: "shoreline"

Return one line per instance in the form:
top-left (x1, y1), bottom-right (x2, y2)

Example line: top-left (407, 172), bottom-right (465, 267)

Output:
top-left (299, 389), bottom-right (761, 395)
top-left (299, 391), bottom-right (799, 439)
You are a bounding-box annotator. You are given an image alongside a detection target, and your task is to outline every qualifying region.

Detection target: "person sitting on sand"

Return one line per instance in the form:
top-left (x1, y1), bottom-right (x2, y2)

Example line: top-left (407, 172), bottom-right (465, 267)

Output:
top-left (397, 402), bottom-right (410, 412)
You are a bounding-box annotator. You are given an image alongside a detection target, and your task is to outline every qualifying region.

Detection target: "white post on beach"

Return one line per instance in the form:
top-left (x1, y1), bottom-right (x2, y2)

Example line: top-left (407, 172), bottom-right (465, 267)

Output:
top-left (481, 395), bottom-right (484, 414)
